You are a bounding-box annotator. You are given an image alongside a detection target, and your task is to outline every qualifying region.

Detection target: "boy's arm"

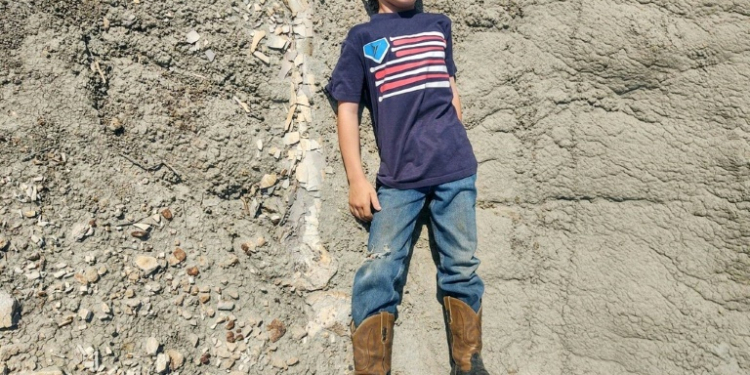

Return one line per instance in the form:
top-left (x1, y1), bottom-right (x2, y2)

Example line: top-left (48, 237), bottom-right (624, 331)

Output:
top-left (337, 101), bottom-right (381, 222)
top-left (449, 77), bottom-right (462, 122)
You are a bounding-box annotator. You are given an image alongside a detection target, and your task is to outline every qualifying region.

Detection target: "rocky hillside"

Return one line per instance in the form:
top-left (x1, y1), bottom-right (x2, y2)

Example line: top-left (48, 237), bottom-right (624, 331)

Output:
top-left (1, 0), bottom-right (749, 374)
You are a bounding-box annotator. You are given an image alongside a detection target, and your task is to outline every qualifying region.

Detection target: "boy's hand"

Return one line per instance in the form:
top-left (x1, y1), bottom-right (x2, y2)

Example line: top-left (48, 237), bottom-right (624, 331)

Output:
top-left (336, 101), bottom-right (381, 222)
top-left (348, 178), bottom-right (381, 222)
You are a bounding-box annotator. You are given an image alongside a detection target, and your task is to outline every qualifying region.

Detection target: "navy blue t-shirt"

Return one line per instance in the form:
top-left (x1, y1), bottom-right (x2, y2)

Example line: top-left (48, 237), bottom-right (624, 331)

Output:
top-left (326, 9), bottom-right (477, 189)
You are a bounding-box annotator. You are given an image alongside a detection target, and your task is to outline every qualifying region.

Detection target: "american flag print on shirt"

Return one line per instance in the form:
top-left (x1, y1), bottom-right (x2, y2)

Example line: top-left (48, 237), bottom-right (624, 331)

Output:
top-left (367, 31), bottom-right (451, 102)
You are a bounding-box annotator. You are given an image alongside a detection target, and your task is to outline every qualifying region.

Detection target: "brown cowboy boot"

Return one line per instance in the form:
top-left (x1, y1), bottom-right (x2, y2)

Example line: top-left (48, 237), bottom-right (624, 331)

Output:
top-left (444, 297), bottom-right (490, 375)
top-left (351, 311), bottom-right (395, 375)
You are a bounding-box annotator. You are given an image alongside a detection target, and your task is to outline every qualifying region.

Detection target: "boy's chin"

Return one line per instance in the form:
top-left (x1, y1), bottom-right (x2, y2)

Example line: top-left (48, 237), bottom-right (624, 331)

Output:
top-left (383, 0), bottom-right (417, 10)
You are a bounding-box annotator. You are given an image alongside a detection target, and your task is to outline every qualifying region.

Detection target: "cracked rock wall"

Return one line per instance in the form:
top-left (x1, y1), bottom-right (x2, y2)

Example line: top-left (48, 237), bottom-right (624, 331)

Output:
top-left (316, 0), bottom-right (750, 374)
top-left (0, 0), bottom-right (748, 374)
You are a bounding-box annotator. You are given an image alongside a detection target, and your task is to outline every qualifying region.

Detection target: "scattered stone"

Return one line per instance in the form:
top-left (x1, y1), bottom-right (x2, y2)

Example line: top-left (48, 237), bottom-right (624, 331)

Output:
top-left (224, 288), bottom-right (239, 300)
top-left (294, 24), bottom-right (307, 37)
top-left (161, 208), bottom-right (173, 220)
top-left (155, 353), bottom-right (169, 373)
top-left (173, 248), bottom-right (186, 262)
top-left (145, 337), bottom-right (160, 356)
top-left (305, 291), bottom-right (351, 337)
top-left (25, 271), bottom-right (40, 280)
top-left (106, 116), bottom-right (123, 133)
top-left (270, 354), bottom-right (287, 369)
top-left (71, 222), bottom-right (94, 241)
top-left (268, 146), bottom-right (281, 159)
top-left (200, 352), bottom-right (211, 365)
top-left (260, 174), bottom-right (277, 189)
top-left (278, 59), bottom-right (293, 79)
top-left (286, 0), bottom-right (305, 15)
top-left (32, 367), bottom-right (64, 375)
top-left (23, 210), bottom-right (38, 218)
top-left (250, 30), bottom-right (266, 53)
top-left (57, 314), bottom-right (74, 327)
top-left (266, 35), bottom-right (288, 50)
top-left (133, 222), bottom-right (151, 231)
top-left (217, 301), bottom-right (234, 311)
top-left (220, 358), bottom-right (234, 370)
top-left (130, 230), bottom-right (149, 239)
top-left (198, 293), bottom-right (210, 304)
top-left (253, 51), bottom-right (270, 65)
top-left (241, 242), bottom-right (256, 255)
top-left (0, 292), bottom-right (20, 328)
top-left (84, 267), bottom-right (99, 283)
top-left (287, 357), bottom-right (299, 366)
top-left (30, 234), bottom-right (44, 248)
top-left (290, 325), bottom-right (307, 340)
top-left (205, 49), bottom-right (216, 62)
top-left (267, 319), bottom-right (286, 343)
top-left (186, 30), bottom-right (200, 44)
top-left (100, 302), bottom-right (112, 315)
top-left (0, 237), bottom-right (9, 251)
top-left (220, 255), bottom-right (239, 268)
top-left (135, 255), bottom-right (159, 276)
top-left (186, 266), bottom-right (199, 276)
top-left (78, 308), bottom-right (93, 322)
top-left (283, 132), bottom-right (300, 145)
top-left (188, 333), bottom-right (199, 348)
top-left (166, 349), bottom-right (184, 370)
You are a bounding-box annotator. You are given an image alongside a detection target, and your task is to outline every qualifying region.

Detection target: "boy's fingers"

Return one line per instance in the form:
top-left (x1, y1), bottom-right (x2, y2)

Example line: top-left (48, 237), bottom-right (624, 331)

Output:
top-left (370, 191), bottom-right (381, 211)
top-left (350, 204), bottom-right (366, 222)
top-left (362, 205), bottom-right (372, 222)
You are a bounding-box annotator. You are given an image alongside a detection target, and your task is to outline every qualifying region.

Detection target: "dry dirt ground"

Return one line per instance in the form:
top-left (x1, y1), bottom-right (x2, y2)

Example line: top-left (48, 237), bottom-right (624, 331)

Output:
top-left (1, 0), bottom-right (749, 374)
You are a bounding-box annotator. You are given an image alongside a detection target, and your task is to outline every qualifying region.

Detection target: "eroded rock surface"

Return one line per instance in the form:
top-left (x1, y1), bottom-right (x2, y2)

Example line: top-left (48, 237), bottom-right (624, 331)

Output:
top-left (316, 1), bottom-right (750, 374)
top-left (0, 0), bottom-right (748, 374)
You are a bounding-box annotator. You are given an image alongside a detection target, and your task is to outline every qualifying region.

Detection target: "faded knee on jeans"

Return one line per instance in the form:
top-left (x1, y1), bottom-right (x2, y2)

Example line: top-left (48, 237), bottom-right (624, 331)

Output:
top-left (357, 247), bottom-right (393, 280)
top-left (365, 251), bottom-right (391, 261)
top-left (364, 245), bottom-right (392, 261)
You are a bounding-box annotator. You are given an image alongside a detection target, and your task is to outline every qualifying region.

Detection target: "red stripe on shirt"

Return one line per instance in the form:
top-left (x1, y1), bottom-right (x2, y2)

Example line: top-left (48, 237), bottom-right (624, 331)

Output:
top-left (375, 59), bottom-right (446, 80)
top-left (392, 36), bottom-right (446, 46)
top-left (395, 46), bottom-right (445, 58)
top-left (380, 73), bottom-right (450, 93)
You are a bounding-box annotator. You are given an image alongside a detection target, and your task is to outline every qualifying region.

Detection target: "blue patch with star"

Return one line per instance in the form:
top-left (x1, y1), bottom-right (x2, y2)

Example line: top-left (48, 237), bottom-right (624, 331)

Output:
top-left (363, 38), bottom-right (390, 64)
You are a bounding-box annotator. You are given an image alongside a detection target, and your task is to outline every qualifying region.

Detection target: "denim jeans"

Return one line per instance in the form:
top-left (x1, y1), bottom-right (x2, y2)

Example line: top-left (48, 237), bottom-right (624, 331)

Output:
top-left (351, 174), bottom-right (485, 327)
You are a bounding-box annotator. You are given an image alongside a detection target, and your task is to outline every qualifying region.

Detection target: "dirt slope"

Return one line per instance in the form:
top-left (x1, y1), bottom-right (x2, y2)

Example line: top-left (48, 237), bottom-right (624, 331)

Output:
top-left (1, 0), bottom-right (749, 374)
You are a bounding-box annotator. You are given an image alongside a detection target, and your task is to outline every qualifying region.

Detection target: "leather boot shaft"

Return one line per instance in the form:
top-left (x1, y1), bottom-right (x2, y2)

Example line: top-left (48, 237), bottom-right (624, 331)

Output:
top-left (351, 311), bottom-right (395, 375)
top-left (444, 297), bottom-right (490, 375)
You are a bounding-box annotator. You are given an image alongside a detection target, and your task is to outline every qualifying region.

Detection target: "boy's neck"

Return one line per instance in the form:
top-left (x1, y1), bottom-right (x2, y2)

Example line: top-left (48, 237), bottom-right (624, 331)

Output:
top-left (378, 1), bottom-right (416, 14)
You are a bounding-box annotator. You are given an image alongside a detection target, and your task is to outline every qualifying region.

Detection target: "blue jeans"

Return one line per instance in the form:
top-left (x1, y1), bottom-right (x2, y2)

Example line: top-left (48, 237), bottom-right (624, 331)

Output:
top-left (351, 174), bottom-right (485, 327)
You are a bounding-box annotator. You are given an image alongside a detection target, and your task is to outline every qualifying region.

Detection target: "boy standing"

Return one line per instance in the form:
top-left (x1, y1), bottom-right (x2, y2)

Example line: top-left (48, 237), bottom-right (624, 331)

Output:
top-left (326, 1), bottom-right (490, 374)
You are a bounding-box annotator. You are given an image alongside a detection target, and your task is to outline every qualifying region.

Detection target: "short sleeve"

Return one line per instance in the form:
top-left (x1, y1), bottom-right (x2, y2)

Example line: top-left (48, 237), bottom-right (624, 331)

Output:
top-left (325, 33), bottom-right (365, 103)
top-left (443, 18), bottom-right (458, 77)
